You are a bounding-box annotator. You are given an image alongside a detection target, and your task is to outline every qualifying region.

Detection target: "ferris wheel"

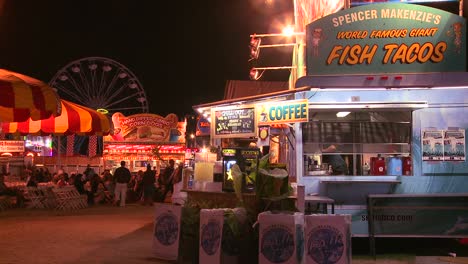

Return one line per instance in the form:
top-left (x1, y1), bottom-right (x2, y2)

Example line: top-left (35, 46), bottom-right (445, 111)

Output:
top-left (49, 56), bottom-right (148, 116)
top-left (49, 57), bottom-right (149, 157)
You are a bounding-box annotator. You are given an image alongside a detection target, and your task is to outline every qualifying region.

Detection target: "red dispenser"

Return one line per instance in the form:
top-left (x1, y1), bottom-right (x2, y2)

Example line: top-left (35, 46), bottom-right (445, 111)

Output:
top-left (402, 156), bottom-right (412, 176)
top-left (370, 155), bottom-right (386, 175)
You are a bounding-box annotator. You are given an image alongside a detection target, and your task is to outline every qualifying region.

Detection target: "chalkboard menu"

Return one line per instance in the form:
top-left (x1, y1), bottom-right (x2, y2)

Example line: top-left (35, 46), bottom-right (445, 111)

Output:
top-left (211, 107), bottom-right (257, 138)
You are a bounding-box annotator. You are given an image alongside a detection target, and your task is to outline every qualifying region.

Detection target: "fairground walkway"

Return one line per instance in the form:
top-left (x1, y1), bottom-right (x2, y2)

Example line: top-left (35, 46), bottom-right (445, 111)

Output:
top-left (1, 204), bottom-right (467, 264)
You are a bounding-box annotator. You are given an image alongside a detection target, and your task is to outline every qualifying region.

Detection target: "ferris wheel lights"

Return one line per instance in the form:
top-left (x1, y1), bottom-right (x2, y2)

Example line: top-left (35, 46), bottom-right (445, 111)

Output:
top-left (97, 108), bottom-right (109, 114)
top-left (50, 56), bottom-right (149, 118)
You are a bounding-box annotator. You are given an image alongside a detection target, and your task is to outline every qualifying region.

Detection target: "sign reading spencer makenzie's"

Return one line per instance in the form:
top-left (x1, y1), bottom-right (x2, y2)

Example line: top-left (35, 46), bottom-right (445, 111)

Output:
top-left (306, 3), bottom-right (466, 75)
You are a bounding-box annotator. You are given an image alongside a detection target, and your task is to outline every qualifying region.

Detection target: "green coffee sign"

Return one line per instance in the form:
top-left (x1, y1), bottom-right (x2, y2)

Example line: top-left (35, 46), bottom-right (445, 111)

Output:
top-left (306, 3), bottom-right (466, 74)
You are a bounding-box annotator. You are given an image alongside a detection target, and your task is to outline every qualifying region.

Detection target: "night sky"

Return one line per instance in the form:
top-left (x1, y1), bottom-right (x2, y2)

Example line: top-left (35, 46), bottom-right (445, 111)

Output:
top-left (0, 0), bottom-right (294, 119)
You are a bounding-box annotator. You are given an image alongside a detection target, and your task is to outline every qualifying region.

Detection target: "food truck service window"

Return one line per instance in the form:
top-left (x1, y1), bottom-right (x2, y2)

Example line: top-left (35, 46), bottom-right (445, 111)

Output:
top-left (302, 110), bottom-right (412, 176)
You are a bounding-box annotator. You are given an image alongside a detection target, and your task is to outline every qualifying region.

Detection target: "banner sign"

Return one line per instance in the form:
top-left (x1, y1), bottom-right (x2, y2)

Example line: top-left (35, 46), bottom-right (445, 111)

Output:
top-left (306, 3), bottom-right (466, 75)
top-left (104, 112), bottom-right (184, 143)
top-left (304, 214), bottom-right (352, 264)
top-left (199, 209), bottom-right (224, 264)
top-left (153, 203), bottom-right (182, 261)
top-left (0, 140), bottom-right (25, 153)
top-left (257, 99), bottom-right (309, 125)
top-left (211, 106), bottom-right (257, 138)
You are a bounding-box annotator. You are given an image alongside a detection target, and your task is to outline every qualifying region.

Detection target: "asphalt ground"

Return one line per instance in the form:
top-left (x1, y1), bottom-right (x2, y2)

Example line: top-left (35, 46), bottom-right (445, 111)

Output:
top-left (1, 204), bottom-right (467, 264)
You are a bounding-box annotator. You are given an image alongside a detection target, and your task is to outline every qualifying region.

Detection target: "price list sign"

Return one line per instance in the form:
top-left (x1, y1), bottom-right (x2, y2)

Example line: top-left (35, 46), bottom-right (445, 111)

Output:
top-left (211, 106), bottom-right (257, 138)
top-left (0, 140), bottom-right (25, 153)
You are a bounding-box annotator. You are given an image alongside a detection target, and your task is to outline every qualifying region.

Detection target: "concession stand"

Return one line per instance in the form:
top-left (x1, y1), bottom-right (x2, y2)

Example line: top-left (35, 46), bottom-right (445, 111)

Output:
top-left (292, 2), bottom-right (468, 247)
top-left (103, 112), bottom-right (186, 174)
top-left (190, 83), bottom-right (309, 209)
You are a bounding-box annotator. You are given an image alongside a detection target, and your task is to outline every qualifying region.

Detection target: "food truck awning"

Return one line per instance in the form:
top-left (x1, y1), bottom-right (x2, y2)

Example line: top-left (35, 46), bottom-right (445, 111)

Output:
top-left (295, 72), bottom-right (468, 89)
top-left (193, 87), bottom-right (311, 113)
top-left (305, 101), bottom-right (428, 112)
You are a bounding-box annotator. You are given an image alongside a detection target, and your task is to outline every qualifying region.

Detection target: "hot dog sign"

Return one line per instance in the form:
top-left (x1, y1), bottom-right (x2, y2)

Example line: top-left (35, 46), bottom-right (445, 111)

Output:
top-left (104, 112), bottom-right (182, 142)
top-left (306, 3), bottom-right (466, 75)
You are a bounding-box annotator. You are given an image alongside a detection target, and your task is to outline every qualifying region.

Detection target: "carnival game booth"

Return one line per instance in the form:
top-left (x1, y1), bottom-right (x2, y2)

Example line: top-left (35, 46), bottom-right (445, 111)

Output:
top-left (103, 112), bottom-right (186, 174)
top-left (292, 2), bottom-right (468, 250)
top-left (1, 99), bottom-right (112, 175)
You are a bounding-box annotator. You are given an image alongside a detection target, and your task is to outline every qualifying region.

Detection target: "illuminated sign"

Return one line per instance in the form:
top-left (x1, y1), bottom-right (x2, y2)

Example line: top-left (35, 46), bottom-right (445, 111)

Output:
top-left (257, 99), bottom-right (309, 125)
top-left (104, 112), bottom-right (184, 143)
top-left (0, 140), bottom-right (25, 153)
top-left (306, 3), bottom-right (466, 74)
top-left (211, 106), bottom-right (257, 138)
top-left (221, 148), bottom-right (237, 156)
top-left (196, 115), bottom-right (211, 136)
top-left (350, 0), bottom-right (459, 7)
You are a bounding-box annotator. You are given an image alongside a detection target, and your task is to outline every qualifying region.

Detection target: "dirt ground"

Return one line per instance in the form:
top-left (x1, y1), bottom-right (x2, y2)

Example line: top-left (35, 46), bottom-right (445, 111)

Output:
top-left (1, 204), bottom-right (467, 264)
top-left (0, 204), bottom-right (172, 264)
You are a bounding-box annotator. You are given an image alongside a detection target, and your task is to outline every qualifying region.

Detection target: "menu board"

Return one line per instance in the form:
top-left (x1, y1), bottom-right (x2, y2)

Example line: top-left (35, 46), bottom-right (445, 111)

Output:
top-left (0, 140), bottom-right (25, 153)
top-left (211, 107), bottom-right (256, 138)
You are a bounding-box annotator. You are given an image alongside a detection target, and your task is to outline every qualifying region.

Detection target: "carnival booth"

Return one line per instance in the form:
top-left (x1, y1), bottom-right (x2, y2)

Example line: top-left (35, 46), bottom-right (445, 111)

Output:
top-left (103, 112), bottom-right (186, 174)
top-left (291, 2), bottom-right (468, 251)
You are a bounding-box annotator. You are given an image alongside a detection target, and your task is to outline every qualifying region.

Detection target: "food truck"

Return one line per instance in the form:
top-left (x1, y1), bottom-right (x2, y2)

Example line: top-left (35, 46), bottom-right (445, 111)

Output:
top-left (193, 2), bottom-right (468, 244)
top-left (292, 2), bottom-right (468, 241)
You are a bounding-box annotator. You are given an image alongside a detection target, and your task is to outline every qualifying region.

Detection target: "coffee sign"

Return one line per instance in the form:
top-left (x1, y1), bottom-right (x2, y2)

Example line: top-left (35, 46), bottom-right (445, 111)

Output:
top-left (257, 99), bottom-right (309, 125)
top-left (306, 3), bottom-right (466, 75)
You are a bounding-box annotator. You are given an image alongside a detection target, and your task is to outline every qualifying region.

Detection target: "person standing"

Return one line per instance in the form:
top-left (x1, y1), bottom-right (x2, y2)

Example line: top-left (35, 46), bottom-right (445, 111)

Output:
top-left (141, 164), bottom-right (156, 206)
top-left (157, 159), bottom-right (175, 203)
top-left (83, 164), bottom-right (95, 181)
top-left (113, 161), bottom-right (131, 207)
top-left (322, 136), bottom-right (349, 175)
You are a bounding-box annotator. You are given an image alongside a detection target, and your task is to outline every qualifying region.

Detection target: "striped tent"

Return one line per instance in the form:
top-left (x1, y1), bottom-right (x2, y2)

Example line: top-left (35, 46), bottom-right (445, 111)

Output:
top-left (0, 100), bottom-right (111, 136)
top-left (0, 69), bottom-right (61, 122)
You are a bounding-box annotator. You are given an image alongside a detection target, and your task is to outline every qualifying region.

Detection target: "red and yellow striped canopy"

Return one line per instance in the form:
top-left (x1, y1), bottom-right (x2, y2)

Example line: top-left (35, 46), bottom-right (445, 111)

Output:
top-left (1, 100), bottom-right (111, 136)
top-left (0, 69), bottom-right (61, 122)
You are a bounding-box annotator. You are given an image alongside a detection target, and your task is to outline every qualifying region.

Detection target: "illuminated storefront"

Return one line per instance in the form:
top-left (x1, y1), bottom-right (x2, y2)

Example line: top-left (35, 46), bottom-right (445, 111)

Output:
top-left (103, 112), bottom-right (186, 173)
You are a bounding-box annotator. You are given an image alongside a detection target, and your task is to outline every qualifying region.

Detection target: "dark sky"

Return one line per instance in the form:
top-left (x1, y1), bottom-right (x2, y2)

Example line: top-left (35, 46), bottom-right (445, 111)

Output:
top-left (0, 0), bottom-right (294, 119)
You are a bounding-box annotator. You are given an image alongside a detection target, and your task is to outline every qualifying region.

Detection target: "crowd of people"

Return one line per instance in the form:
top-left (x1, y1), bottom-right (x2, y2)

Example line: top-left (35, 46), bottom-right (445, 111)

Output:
top-left (0, 159), bottom-right (183, 208)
